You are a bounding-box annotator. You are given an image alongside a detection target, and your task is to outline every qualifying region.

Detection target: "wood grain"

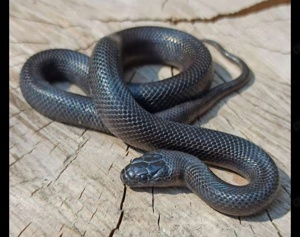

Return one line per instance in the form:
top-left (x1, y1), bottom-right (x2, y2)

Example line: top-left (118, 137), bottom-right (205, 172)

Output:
top-left (10, 0), bottom-right (290, 236)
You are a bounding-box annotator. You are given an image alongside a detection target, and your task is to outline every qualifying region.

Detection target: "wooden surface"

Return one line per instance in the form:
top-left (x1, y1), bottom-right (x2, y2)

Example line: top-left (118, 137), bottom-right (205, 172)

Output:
top-left (9, 0), bottom-right (291, 236)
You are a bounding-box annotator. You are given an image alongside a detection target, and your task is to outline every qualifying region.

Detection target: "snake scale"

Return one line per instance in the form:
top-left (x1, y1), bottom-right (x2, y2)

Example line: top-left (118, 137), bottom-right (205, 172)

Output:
top-left (20, 26), bottom-right (279, 216)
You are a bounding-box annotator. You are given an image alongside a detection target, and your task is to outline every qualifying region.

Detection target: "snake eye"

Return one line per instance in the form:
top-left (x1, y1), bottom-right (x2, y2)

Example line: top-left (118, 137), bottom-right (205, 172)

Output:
top-left (140, 174), bottom-right (148, 183)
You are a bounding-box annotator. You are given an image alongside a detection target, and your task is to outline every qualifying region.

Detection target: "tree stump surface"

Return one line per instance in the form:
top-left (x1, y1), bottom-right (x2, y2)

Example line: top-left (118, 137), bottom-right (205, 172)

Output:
top-left (10, 0), bottom-right (290, 236)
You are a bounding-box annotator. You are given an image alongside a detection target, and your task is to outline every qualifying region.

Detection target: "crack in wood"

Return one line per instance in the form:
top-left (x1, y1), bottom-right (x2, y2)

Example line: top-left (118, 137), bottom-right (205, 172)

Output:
top-left (79, 128), bottom-right (88, 139)
top-left (266, 210), bottom-right (283, 237)
top-left (108, 210), bottom-right (124, 237)
top-left (89, 0), bottom-right (290, 25)
top-left (10, 0), bottom-right (290, 30)
top-left (108, 161), bottom-right (115, 172)
top-left (152, 187), bottom-right (155, 213)
top-left (10, 177), bottom-right (39, 187)
top-left (17, 222), bottom-right (32, 237)
top-left (9, 108), bottom-right (27, 118)
top-left (75, 206), bottom-right (84, 216)
top-left (259, 106), bottom-right (289, 124)
top-left (10, 41), bottom-right (49, 45)
top-left (240, 94), bottom-right (289, 124)
top-left (108, 185), bottom-right (126, 237)
top-left (98, 188), bottom-right (104, 200)
top-left (90, 207), bottom-right (98, 221)
top-left (30, 228), bottom-right (38, 237)
top-left (33, 121), bottom-right (53, 136)
top-left (63, 137), bottom-right (89, 163)
top-left (31, 184), bottom-right (45, 197)
top-left (71, 224), bottom-right (85, 236)
top-left (78, 187), bottom-right (86, 199)
top-left (223, 100), bottom-right (240, 119)
top-left (249, 224), bottom-right (255, 234)
top-left (60, 197), bottom-right (68, 207)
top-left (109, 142), bottom-right (114, 150)
top-left (10, 14), bottom-right (66, 28)
top-left (225, 117), bottom-right (235, 130)
top-left (120, 185), bottom-right (127, 210)
top-left (55, 158), bottom-right (77, 181)
top-left (54, 137), bottom-right (90, 182)
top-left (59, 224), bottom-right (64, 232)
top-left (125, 145), bottom-right (130, 156)
top-left (161, 0), bottom-right (169, 10)
top-left (10, 141), bottom-right (40, 167)
top-left (281, 185), bottom-right (290, 196)
top-left (46, 181), bottom-right (52, 187)
top-left (219, 32), bottom-right (290, 55)
top-left (50, 143), bottom-right (59, 155)
top-left (157, 213), bottom-right (161, 230)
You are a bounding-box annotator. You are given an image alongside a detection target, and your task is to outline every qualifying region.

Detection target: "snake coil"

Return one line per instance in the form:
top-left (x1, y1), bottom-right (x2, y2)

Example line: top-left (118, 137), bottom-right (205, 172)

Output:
top-left (20, 26), bottom-right (279, 216)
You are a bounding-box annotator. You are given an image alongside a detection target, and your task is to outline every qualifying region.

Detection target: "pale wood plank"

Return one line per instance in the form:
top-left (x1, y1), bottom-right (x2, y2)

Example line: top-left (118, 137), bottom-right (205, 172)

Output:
top-left (10, 1), bottom-right (290, 236)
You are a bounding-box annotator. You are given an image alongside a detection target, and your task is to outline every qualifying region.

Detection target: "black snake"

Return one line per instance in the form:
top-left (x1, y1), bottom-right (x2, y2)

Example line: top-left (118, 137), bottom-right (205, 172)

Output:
top-left (19, 26), bottom-right (279, 216)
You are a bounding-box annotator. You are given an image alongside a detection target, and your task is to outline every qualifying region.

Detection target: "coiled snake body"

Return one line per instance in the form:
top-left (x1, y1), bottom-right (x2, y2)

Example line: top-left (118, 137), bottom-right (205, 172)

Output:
top-left (20, 26), bottom-right (279, 216)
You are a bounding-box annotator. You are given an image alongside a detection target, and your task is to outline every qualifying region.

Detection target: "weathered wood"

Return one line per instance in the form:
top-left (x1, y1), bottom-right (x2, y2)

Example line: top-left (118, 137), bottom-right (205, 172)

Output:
top-left (10, 0), bottom-right (290, 236)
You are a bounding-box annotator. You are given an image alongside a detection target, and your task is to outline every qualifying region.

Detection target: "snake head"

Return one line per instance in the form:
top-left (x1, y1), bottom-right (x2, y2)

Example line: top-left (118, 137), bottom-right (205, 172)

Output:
top-left (120, 151), bottom-right (176, 187)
